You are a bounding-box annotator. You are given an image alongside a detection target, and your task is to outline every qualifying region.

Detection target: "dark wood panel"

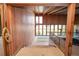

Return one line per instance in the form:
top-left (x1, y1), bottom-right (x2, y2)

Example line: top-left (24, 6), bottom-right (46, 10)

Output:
top-left (11, 7), bottom-right (35, 55)
top-left (43, 14), bottom-right (79, 25)
top-left (43, 15), bottom-right (67, 25)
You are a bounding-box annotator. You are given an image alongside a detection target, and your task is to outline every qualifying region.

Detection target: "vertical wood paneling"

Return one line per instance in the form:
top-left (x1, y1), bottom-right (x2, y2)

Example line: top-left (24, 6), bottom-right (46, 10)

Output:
top-left (3, 5), bottom-right (35, 55)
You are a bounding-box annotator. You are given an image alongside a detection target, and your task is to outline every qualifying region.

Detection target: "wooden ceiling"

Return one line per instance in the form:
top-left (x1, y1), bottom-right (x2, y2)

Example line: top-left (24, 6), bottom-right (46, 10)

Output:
top-left (8, 3), bottom-right (79, 15)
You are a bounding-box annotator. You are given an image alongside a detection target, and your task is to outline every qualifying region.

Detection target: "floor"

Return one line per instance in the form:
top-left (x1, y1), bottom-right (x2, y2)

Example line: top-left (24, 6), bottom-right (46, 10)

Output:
top-left (32, 36), bottom-right (49, 46)
top-left (72, 45), bottom-right (79, 56)
top-left (0, 36), bottom-right (79, 56)
top-left (58, 37), bottom-right (79, 56)
top-left (16, 36), bottom-right (64, 56)
top-left (16, 46), bottom-right (64, 56)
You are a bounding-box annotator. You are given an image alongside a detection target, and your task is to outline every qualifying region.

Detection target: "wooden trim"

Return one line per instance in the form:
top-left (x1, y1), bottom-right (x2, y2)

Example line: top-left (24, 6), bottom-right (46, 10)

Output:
top-left (50, 24), bottom-right (51, 35)
top-left (42, 25), bottom-right (43, 35)
top-left (0, 4), bottom-right (5, 56)
top-left (2, 4), bottom-right (8, 56)
top-left (2, 4), bottom-right (15, 56)
top-left (35, 15), bottom-right (36, 36)
top-left (46, 25), bottom-right (47, 36)
top-left (65, 3), bottom-right (76, 56)
top-left (58, 25), bottom-right (60, 34)
top-left (7, 3), bottom-right (68, 7)
top-left (0, 4), bottom-right (4, 29)
top-left (60, 25), bottom-right (63, 35)
top-left (38, 16), bottom-right (39, 36)
top-left (57, 25), bottom-right (58, 34)
top-left (53, 24), bottom-right (55, 34)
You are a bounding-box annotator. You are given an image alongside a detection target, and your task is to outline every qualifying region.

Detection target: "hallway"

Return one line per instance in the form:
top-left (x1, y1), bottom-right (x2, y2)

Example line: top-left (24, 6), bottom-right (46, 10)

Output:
top-left (0, 3), bottom-right (79, 56)
top-left (16, 36), bottom-right (64, 56)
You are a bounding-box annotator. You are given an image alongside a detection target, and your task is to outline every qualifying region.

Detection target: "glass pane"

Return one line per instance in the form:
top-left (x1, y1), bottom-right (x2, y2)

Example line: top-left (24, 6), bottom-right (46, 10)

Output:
top-left (39, 25), bottom-right (42, 35)
top-left (51, 25), bottom-right (54, 32)
top-left (74, 25), bottom-right (76, 36)
top-left (36, 25), bottom-right (38, 35)
top-left (59, 25), bottom-right (62, 30)
top-left (39, 16), bottom-right (43, 24)
top-left (74, 25), bottom-right (76, 33)
top-left (55, 25), bottom-right (58, 32)
top-left (36, 16), bottom-right (38, 24)
top-left (62, 25), bottom-right (65, 32)
top-left (54, 33), bottom-right (58, 36)
top-left (43, 25), bottom-right (46, 35)
top-left (47, 25), bottom-right (50, 35)
top-left (58, 25), bottom-right (62, 36)
top-left (62, 25), bottom-right (66, 36)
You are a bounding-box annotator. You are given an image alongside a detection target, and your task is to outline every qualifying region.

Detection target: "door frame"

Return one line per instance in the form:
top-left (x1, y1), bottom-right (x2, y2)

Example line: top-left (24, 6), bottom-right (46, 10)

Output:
top-left (0, 4), bottom-right (6, 56)
top-left (0, 4), bottom-right (12, 56)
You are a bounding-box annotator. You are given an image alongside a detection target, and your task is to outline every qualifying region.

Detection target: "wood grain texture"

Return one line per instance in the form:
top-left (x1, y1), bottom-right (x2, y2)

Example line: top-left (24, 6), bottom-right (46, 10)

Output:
top-left (43, 14), bottom-right (67, 25)
top-left (65, 4), bottom-right (76, 56)
top-left (11, 7), bottom-right (35, 55)
top-left (3, 4), bottom-right (35, 55)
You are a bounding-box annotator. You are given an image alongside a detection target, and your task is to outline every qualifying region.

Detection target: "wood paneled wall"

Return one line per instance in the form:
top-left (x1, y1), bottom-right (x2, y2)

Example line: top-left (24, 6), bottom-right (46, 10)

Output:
top-left (12, 7), bottom-right (35, 55)
top-left (6, 5), bottom-right (35, 55)
top-left (43, 14), bottom-right (67, 25)
top-left (75, 15), bottom-right (79, 25)
top-left (43, 14), bottom-right (79, 25)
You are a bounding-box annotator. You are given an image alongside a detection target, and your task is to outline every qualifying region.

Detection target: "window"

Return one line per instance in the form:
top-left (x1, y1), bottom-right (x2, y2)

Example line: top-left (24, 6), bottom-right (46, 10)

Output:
top-left (74, 25), bottom-right (76, 33)
top-left (74, 25), bottom-right (77, 36)
top-left (35, 16), bottom-right (43, 24)
top-left (35, 16), bottom-right (67, 36)
top-left (39, 16), bottom-right (43, 24)
top-left (36, 16), bottom-right (39, 24)
top-left (35, 16), bottom-right (43, 35)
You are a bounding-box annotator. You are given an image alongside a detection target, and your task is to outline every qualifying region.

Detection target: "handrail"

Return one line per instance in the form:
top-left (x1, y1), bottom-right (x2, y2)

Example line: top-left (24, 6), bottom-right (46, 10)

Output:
top-left (49, 33), bottom-right (65, 53)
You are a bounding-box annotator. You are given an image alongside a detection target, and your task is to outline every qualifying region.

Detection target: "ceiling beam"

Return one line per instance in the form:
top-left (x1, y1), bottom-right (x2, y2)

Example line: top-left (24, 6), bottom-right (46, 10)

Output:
top-left (43, 7), bottom-right (52, 14)
top-left (48, 6), bottom-right (66, 15)
top-left (52, 8), bottom-right (67, 14)
top-left (43, 7), bottom-right (56, 15)
top-left (7, 3), bottom-right (68, 7)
